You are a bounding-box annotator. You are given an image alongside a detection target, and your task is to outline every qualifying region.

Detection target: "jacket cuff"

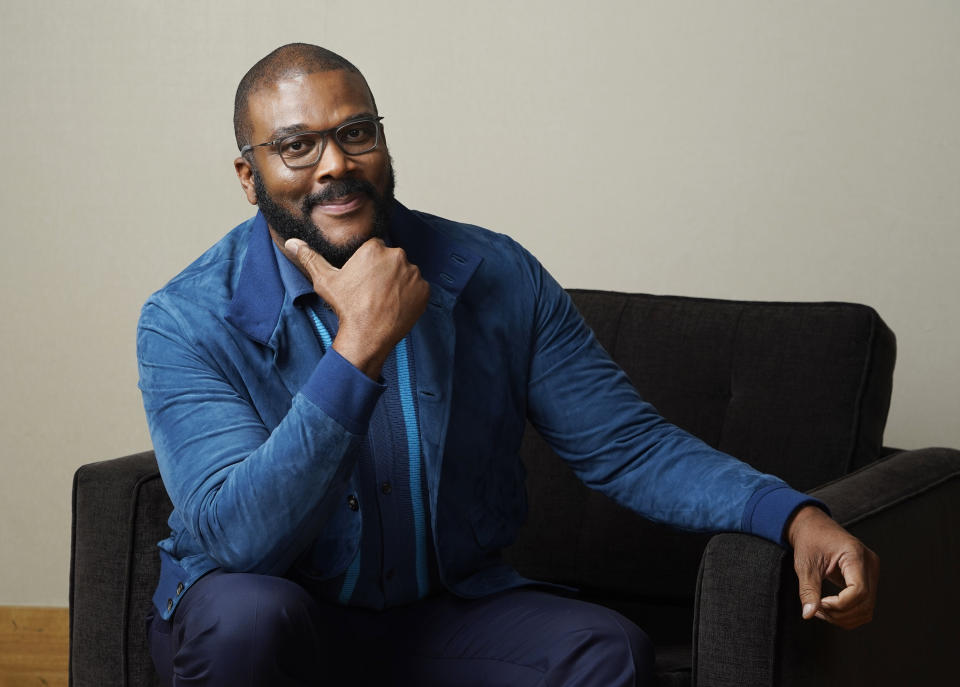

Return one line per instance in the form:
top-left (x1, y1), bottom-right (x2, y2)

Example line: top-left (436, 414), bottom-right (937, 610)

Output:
top-left (300, 349), bottom-right (386, 435)
top-left (741, 484), bottom-right (830, 547)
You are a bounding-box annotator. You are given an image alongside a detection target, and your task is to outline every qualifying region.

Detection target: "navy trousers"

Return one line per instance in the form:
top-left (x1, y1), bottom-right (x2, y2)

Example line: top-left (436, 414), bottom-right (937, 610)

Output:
top-left (147, 570), bottom-right (655, 686)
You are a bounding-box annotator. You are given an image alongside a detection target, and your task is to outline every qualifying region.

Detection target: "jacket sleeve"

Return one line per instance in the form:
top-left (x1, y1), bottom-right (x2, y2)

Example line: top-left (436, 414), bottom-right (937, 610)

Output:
top-left (521, 256), bottom-right (821, 545)
top-left (137, 296), bottom-right (383, 574)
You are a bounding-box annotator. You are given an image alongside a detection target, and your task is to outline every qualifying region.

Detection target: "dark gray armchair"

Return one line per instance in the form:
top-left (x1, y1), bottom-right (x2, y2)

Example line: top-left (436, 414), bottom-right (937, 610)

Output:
top-left (70, 291), bottom-right (960, 686)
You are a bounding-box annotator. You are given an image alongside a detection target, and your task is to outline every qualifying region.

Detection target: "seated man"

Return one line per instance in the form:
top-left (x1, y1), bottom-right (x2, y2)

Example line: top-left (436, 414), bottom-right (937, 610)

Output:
top-left (138, 43), bottom-right (878, 687)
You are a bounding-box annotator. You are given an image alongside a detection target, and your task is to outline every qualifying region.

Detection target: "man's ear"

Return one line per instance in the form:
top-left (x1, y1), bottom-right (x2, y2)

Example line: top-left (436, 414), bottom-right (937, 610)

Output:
top-left (234, 156), bottom-right (258, 205)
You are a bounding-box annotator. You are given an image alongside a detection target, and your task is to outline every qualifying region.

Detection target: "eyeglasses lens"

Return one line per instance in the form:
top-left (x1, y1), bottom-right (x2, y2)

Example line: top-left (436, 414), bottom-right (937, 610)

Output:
top-left (279, 120), bottom-right (379, 168)
top-left (335, 120), bottom-right (379, 154)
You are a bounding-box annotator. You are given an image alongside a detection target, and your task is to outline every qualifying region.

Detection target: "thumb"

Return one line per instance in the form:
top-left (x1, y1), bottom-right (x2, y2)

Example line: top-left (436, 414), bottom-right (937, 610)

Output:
top-left (796, 559), bottom-right (823, 620)
top-left (282, 238), bottom-right (337, 278)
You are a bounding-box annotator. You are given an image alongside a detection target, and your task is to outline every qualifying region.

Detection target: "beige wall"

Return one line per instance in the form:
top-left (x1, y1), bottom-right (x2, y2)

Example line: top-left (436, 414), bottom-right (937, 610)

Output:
top-left (2, 1), bottom-right (958, 605)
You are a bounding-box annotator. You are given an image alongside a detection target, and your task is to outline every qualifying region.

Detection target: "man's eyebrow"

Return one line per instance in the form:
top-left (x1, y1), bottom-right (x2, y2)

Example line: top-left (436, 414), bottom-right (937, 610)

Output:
top-left (268, 123), bottom-right (311, 141)
top-left (268, 113), bottom-right (379, 141)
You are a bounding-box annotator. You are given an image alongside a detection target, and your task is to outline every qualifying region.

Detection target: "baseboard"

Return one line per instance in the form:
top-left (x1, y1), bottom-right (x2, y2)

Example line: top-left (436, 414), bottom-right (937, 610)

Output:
top-left (0, 606), bottom-right (68, 687)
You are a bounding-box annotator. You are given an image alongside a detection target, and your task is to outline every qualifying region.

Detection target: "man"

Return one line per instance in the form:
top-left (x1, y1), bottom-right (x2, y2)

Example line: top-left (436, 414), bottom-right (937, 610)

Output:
top-left (138, 43), bottom-right (878, 686)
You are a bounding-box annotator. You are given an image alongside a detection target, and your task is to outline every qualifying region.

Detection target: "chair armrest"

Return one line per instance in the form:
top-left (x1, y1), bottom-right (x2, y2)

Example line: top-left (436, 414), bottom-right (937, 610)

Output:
top-left (70, 451), bottom-right (168, 687)
top-left (691, 447), bottom-right (960, 686)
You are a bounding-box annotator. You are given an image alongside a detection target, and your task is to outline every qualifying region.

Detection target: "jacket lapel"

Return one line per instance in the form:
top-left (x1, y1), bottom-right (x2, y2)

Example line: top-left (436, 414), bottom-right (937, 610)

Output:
top-left (225, 212), bottom-right (283, 347)
top-left (225, 212), bottom-right (322, 399)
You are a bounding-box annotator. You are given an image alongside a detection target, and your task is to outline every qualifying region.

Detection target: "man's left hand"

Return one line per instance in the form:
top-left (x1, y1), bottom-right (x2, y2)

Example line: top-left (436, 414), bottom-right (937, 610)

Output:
top-left (787, 505), bottom-right (879, 629)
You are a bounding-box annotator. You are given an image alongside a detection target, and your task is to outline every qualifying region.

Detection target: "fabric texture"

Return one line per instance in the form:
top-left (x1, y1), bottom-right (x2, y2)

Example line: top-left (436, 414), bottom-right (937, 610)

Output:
top-left (691, 448), bottom-right (960, 686)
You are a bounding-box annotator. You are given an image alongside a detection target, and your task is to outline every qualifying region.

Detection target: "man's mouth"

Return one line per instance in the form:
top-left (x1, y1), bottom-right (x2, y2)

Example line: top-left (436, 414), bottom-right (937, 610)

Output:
top-left (311, 193), bottom-right (365, 216)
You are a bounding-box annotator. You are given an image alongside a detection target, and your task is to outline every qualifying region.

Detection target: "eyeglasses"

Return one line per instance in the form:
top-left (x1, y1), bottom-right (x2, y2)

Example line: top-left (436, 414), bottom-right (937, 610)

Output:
top-left (240, 116), bottom-right (384, 169)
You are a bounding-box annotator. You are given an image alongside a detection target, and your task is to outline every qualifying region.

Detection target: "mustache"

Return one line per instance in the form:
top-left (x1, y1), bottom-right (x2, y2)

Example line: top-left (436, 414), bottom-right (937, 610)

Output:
top-left (301, 178), bottom-right (378, 211)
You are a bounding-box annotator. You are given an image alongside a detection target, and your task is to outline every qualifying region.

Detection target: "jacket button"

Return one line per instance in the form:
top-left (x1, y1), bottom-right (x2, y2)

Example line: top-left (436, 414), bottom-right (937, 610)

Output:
top-left (176, 583), bottom-right (184, 596)
top-left (381, 482), bottom-right (392, 495)
top-left (166, 598), bottom-right (173, 612)
top-left (347, 494), bottom-right (359, 511)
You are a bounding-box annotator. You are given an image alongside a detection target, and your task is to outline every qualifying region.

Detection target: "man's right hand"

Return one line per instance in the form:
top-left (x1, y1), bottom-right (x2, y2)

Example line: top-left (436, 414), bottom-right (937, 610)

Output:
top-left (282, 238), bottom-right (430, 379)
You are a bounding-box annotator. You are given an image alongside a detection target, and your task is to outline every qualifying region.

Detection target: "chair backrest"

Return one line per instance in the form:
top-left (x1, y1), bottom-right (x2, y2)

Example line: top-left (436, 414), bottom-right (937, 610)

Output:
top-left (505, 291), bottom-right (896, 640)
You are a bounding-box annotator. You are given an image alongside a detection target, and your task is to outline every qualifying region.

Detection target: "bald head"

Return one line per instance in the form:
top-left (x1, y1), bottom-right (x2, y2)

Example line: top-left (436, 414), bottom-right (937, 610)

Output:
top-left (233, 43), bottom-right (375, 151)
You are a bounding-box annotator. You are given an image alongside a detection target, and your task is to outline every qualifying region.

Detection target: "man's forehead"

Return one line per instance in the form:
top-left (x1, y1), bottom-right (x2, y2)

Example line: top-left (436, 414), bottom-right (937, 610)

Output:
top-left (247, 70), bottom-right (375, 137)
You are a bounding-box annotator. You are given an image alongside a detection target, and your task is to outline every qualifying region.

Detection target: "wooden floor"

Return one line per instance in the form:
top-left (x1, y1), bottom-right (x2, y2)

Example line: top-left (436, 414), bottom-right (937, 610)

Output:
top-left (0, 606), bottom-right (68, 687)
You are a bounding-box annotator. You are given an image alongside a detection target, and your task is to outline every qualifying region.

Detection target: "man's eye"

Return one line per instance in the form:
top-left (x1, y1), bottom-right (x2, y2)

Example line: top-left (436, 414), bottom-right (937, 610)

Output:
top-left (340, 123), bottom-right (374, 144)
top-left (280, 136), bottom-right (317, 157)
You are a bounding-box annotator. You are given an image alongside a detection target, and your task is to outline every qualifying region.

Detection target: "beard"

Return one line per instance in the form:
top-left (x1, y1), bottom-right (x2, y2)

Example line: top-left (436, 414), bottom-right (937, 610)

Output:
top-left (252, 157), bottom-right (396, 268)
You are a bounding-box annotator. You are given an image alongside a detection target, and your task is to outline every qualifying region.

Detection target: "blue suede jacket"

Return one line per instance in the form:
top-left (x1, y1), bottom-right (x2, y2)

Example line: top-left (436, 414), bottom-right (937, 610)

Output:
top-left (138, 202), bottom-right (816, 620)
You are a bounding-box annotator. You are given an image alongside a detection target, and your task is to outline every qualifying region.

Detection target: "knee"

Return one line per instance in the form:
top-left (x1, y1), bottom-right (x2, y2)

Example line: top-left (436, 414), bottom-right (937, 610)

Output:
top-left (188, 573), bottom-right (318, 646)
top-left (172, 573), bottom-right (323, 683)
top-left (560, 607), bottom-right (655, 684)
top-left (615, 618), bottom-right (655, 680)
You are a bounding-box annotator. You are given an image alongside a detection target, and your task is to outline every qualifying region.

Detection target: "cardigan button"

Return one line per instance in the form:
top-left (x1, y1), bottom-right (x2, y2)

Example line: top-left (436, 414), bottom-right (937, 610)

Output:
top-left (166, 598), bottom-right (173, 612)
top-left (176, 583), bottom-right (184, 596)
top-left (347, 494), bottom-right (359, 511)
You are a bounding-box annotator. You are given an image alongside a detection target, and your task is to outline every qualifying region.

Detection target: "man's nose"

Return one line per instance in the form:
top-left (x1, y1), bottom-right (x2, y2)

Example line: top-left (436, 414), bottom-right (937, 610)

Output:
top-left (314, 137), bottom-right (354, 180)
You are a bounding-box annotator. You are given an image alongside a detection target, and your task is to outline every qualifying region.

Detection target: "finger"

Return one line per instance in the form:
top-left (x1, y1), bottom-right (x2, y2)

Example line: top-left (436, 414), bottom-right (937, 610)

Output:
top-left (821, 580), bottom-right (866, 613)
top-left (819, 593), bottom-right (842, 608)
top-left (795, 559), bottom-right (824, 620)
top-left (283, 238), bottom-right (338, 278)
top-left (825, 552), bottom-right (869, 611)
top-left (813, 602), bottom-right (872, 629)
top-left (347, 236), bottom-right (388, 262)
top-left (826, 567), bottom-right (845, 589)
top-left (282, 237), bottom-right (307, 259)
top-left (816, 580), bottom-right (873, 629)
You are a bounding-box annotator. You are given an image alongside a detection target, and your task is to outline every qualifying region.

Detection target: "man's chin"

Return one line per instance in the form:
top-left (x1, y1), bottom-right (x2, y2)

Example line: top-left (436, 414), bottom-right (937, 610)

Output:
top-left (305, 231), bottom-right (370, 269)
top-left (309, 204), bottom-right (375, 241)
top-left (305, 210), bottom-right (383, 268)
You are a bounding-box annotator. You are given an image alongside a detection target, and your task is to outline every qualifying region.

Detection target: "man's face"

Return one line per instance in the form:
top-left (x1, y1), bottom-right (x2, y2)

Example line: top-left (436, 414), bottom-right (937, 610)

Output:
top-left (236, 70), bottom-right (394, 267)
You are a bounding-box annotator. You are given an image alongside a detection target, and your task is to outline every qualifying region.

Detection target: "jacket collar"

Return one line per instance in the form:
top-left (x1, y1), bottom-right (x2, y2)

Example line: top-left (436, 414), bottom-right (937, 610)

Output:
top-left (225, 211), bottom-right (284, 345)
top-left (225, 201), bottom-right (482, 348)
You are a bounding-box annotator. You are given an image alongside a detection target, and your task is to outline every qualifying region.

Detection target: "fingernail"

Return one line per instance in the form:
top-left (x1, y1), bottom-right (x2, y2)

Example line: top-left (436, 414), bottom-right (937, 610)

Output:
top-left (285, 239), bottom-right (300, 256)
top-left (803, 603), bottom-right (817, 618)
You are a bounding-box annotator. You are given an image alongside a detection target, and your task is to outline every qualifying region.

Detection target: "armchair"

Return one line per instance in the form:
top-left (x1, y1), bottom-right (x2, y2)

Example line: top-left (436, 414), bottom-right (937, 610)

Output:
top-left (70, 291), bottom-right (960, 685)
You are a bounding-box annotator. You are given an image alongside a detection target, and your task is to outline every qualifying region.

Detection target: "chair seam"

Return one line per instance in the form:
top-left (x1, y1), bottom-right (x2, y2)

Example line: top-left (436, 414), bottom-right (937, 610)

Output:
top-left (833, 473), bottom-right (958, 529)
top-left (843, 307), bottom-right (877, 474)
top-left (715, 305), bottom-right (745, 451)
top-left (768, 550), bottom-right (788, 687)
top-left (690, 554), bottom-right (704, 687)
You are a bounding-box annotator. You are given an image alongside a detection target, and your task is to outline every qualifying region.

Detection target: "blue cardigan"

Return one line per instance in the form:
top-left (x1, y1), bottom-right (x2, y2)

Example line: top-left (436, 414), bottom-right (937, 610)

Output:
top-left (137, 201), bottom-right (817, 619)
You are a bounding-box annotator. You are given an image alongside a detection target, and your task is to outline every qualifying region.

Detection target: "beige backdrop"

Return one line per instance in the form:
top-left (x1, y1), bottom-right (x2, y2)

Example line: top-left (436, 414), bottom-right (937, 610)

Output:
top-left (2, 1), bottom-right (958, 606)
